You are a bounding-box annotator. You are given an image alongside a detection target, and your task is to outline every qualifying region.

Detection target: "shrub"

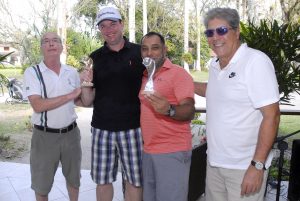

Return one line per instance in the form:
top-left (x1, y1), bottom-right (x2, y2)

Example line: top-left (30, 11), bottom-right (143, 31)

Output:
top-left (240, 20), bottom-right (300, 104)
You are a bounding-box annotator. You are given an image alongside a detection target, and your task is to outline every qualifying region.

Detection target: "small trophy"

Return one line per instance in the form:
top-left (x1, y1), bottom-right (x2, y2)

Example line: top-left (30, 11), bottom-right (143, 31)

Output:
top-left (143, 57), bottom-right (156, 93)
top-left (81, 57), bottom-right (94, 87)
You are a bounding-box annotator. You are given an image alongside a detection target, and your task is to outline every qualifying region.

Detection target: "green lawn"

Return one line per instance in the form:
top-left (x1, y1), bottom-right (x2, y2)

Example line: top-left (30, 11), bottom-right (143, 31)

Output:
top-left (0, 68), bottom-right (23, 80)
top-left (190, 70), bottom-right (209, 82)
top-left (278, 115), bottom-right (300, 142)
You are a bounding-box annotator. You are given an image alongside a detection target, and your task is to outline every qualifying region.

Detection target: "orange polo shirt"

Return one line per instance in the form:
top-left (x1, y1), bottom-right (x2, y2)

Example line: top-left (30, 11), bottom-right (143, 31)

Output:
top-left (139, 58), bottom-right (194, 154)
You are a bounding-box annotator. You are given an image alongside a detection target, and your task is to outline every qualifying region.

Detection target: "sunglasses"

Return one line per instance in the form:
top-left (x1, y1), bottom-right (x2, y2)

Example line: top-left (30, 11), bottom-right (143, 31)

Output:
top-left (204, 26), bottom-right (234, 37)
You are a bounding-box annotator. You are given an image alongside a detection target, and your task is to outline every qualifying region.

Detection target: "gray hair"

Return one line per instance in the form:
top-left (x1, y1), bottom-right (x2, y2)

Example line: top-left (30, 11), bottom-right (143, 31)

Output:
top-left (203, 8), bottom-right (240, 29)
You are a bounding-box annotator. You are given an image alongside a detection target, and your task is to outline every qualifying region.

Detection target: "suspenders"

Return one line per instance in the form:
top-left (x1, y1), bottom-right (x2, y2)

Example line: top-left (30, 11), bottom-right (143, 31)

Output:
top-left (32, 65), bottom-right (48, 127)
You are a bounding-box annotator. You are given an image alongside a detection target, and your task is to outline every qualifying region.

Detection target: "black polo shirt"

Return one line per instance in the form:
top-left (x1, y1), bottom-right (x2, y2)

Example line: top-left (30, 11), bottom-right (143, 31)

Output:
top-left (90, 38), bottom-right (145, 131)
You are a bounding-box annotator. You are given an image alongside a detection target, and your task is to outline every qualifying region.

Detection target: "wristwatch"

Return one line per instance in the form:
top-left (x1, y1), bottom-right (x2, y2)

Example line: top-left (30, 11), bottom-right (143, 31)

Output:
top-left (167, 104), bottom-right (176, 117)
top-left (251, 160), bottom-right (266, 170)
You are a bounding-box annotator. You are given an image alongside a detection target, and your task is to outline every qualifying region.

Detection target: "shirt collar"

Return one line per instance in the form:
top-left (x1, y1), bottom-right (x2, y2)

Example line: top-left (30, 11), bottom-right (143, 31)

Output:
top-left (39, 61), bottom-right (68, 73)
top-left (211, 43), bottom-right (248, 70)
top-left (103, 36), bottom-right (130, 53)
top-left (142, 58), bottom-right (172, 76)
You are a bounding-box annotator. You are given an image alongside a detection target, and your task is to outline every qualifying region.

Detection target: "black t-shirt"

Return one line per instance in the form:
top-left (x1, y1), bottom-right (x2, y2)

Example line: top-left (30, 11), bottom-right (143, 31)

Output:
top-left (89, 38), bottom-right (145, 131)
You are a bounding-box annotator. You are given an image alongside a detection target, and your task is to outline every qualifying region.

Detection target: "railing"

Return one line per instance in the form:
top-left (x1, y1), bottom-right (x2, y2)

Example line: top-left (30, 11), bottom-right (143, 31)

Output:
top-left (195, 106), bottom-right (300, 115)
top-left (194, 105), bottom-right (300, 201)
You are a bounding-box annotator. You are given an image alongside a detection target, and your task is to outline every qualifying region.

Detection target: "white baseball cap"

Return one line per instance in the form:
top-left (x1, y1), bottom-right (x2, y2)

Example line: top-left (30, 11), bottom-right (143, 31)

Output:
top-left (96, 6), bottom-right (122, 26)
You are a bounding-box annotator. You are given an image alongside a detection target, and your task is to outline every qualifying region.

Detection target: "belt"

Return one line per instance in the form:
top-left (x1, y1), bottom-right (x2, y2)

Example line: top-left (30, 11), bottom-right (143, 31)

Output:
top-left (34, 121), bottom-right (77, 134)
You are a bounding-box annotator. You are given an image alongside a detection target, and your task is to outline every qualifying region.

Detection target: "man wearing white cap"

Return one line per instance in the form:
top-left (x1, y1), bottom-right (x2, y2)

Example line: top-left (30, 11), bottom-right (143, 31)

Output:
top-left (80, 6), bottom-right (144, 201)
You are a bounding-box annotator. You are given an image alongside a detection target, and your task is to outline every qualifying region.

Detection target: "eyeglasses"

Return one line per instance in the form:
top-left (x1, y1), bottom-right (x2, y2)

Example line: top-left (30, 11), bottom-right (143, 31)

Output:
top-left (204, 26), bottom-right (235, 37)
top-left (41, 38), bottom-right (61, 44)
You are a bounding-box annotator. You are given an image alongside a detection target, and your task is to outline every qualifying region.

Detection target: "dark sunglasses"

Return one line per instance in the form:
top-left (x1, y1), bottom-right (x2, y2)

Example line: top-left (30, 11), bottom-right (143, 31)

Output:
top-left (204, 26), bottom-right (234, 37)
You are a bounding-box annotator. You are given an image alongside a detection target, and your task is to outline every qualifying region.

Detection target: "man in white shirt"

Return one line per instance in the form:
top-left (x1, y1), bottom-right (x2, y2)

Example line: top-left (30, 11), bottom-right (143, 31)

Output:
top-left (194, 7), bottom-right (280, 201)
top-left (23, 32), bottom-right (82, 201)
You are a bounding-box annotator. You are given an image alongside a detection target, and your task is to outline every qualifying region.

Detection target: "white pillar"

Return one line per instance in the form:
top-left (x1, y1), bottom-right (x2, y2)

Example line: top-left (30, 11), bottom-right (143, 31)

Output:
top-left (143, 0), bottom-right (147, 35)
top-left (183, 0), bottom-right (189, 72)
top-left (57, 0), bottom-right (67, 64)
top-left (128, 0), bottom-right (136, 43)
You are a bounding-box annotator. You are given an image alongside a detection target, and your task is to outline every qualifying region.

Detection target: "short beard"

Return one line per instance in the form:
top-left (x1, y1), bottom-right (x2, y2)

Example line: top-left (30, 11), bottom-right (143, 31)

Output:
top-left (155, 57), bottom-right (166, 69)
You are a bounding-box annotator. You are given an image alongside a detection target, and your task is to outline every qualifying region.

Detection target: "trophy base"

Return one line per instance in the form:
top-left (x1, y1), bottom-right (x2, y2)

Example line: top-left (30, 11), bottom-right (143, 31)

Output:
top-left (142, 90), bottom-right (154, 96)
top-left (81, 82), bottom-right (94, 87)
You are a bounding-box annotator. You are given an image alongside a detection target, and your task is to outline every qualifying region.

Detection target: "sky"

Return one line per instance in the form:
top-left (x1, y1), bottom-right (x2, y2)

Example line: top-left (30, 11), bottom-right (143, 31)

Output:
top-left (1, 0), bottom-right (78, 31)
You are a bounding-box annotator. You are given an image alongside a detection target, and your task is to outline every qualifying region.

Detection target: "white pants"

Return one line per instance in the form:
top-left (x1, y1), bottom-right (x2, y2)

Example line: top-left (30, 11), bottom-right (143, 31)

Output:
top-left (205, 162), bottom-right (268, 201)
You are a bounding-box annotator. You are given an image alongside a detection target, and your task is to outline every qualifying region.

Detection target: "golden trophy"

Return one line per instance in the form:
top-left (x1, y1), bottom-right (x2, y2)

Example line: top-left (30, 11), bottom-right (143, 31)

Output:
top-left (81, 58), bottom-right (94, 87)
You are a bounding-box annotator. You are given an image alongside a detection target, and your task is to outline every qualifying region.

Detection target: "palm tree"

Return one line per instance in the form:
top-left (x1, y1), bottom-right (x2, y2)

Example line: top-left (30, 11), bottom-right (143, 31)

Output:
top-left (195, 0), bottom-right (201, 71)
top-left (183, 0), bottom-right (190, 72)
top-left (128, 0), bottom-right (136, 42)
top-left (143, 0), bottom-right (147, 35)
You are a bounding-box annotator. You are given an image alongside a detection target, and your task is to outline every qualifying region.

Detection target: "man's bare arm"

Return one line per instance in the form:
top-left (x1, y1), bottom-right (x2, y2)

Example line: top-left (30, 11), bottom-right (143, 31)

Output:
top-left (28, 88), bottom-right (81, 113)
top-left (194, 82), bottom-right (207, 97)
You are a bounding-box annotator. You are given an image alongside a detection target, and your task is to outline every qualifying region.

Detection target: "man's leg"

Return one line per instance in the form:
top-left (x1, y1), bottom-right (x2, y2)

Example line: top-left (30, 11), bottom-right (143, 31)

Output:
top-left (61, 128), bottom-right (81, 201)
top-left (31, 130), bottom-right (60, 201)
top-left (117, 128), bottom-right (143, 201)
top-left (154, 151), bottom-right (192, 201)
top-left (35, 193), bottom-right (48, 201)
top-left (67, 183), bottom-right (79, 201)
top-left (96, 184), bottom-right (113, 201)
top-left (205, 163), bottom-right (227, 201)
top-left (125, 181), bottom-right (142, 201)
top-left (225, 168), bottom-right (268, 201)
top-left (91, 128), bottom-right (119, 201)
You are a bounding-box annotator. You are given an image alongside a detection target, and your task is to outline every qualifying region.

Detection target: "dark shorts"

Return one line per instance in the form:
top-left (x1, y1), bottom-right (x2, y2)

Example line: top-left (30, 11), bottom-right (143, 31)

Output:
top-left (30, 127), bottom-right (82, 195)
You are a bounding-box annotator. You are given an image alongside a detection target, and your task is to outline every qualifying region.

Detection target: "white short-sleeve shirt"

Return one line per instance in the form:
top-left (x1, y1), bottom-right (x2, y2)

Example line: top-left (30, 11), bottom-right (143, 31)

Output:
top-left (23, 61), bottom-right (80, 128)
top-left (206, 43), bottom-right (279, 170)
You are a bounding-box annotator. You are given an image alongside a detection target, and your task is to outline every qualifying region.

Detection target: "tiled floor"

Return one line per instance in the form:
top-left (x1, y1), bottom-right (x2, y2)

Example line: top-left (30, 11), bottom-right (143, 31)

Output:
top-left (0, 162), bottom-right (124, 201)
top-left (0, 162), bottom-right (289, 201)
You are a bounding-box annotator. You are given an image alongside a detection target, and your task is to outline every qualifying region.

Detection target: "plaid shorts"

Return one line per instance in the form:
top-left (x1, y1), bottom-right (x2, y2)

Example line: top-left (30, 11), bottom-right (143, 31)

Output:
top-left (91, 127), bottom-right (143, 187)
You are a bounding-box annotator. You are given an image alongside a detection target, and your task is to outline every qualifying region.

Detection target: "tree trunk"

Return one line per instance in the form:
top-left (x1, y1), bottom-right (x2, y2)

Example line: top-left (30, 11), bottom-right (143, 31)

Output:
top-left (128, 0), bottom-right (135, 42)
top-left (195, 0), bottom-right (201, 71)
top-left (183, 0), bottom-right (189, 72)
top-left (57, 0), bottom-right (67, 63)
top-left (143, 0), bottom-right (147, 35)
top-left (246, 0), bottom-right (254, 22)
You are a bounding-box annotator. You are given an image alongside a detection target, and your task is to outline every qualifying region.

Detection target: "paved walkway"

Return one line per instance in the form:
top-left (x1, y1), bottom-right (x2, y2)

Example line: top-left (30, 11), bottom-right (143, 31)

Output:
top-left (0, 161), bottom-right (288, 201)
top-left (0, 161), bottom-right (124, 201)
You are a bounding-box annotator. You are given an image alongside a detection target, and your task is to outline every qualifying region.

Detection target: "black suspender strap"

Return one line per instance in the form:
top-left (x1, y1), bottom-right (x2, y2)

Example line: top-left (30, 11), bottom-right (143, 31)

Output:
top-left (32, 65), bottom-right (48, 127)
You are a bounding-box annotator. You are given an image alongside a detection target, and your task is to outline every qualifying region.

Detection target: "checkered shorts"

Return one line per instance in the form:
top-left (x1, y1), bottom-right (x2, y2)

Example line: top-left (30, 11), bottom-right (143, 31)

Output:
top-left (90, 127), bottom-right (143, 187)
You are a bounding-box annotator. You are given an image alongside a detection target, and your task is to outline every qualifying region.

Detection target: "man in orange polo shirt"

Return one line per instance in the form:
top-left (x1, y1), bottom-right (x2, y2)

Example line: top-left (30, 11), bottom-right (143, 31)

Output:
top-left (139, 32), bottom-right (195, 201)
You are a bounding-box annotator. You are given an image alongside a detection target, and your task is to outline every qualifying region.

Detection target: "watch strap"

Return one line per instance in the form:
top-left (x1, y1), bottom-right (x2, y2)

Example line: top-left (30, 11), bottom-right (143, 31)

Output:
top-left (251, 160), bottom-right (266, 170)
top-left (167, 104), bottom-right (176, 117)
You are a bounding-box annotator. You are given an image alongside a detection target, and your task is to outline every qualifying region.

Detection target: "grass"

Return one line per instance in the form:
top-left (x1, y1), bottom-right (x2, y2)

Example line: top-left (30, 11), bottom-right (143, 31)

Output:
top-left (0, 103), bottom-right (32, 136)
top-left (0, 68), bottom-right (23, 80)
top-left (0, 102), bottom-right (31, 158)
top-left (190, 69), bottom-right (209, 82)
top-left (278, 115), bottom-right (300, 142)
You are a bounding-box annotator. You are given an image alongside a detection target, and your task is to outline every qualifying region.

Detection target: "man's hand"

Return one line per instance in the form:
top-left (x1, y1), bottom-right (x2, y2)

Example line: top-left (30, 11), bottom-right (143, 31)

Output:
top-left (68, 87), bottom-right (81, 100)
top-left (80, 68), bottom-right (93, 85)
top-left (143, 92), bottom-right (169, 115)
top-left (241, 165), bottom-right (264, 196)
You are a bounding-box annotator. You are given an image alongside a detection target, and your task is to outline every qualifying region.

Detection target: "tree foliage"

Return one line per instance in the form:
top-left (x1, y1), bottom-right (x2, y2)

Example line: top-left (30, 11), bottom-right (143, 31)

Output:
top-left (1, 0), bottom-right (298, 71)
top-left (66, 28), bottom-right (101, 69)
top-left (240, 20), bottom-right (300, 104)
top-left (279, 0), bottom-right (300, 24)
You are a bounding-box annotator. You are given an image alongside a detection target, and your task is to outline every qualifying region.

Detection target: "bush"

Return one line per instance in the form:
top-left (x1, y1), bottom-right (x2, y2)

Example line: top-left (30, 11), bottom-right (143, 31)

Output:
top-left (67, 55), bottom-right (81, 69)
top-left (240, 20), bottom-right (300, 104)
